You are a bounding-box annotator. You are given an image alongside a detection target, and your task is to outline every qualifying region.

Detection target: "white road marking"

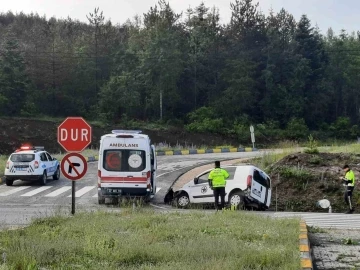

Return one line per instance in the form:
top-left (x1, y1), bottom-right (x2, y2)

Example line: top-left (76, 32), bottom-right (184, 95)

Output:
top-left (68, 186), bottom-right (95, 198)
top-left (21, 186), bottom-right (52, 197)
top-left (45, 186), bottom-right (72, 197)
top-left (273, 212), bottom-right (360, 229)
top-left (0, 186), bottom-right (31, 196)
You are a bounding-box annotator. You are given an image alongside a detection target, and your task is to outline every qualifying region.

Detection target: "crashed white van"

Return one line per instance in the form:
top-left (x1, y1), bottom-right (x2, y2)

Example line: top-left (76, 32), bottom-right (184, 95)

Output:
top-left (169, 165), bottom-right (271, 210)
top-left (97, 130), bottom-right (157, 204)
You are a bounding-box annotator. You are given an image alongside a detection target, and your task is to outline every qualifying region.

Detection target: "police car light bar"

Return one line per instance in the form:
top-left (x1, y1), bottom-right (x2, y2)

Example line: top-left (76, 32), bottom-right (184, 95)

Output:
top-left (111, 130), bottom-right (142, 134)
top-left (18, 146), bottom-right (44, 151)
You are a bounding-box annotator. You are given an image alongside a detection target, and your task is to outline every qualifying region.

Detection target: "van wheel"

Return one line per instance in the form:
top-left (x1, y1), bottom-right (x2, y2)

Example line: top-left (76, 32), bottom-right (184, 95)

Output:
top-left (40, 171), bottom-right (47, 186)
top-left (53, 167), bottom-right (60, 180)
top-left (229, 191), bottom-right (245, 210)
top-left (176, 193), bottom-right (190, 208)
top-left (5, 178), bottom-right (13, 186)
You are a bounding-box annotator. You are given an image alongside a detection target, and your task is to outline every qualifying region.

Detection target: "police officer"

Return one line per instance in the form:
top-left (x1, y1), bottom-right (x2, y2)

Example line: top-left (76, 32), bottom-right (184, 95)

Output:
top-left (339, 165), bottom-right (356, 214)
top-left (208, 161), bottom-right (229, 210)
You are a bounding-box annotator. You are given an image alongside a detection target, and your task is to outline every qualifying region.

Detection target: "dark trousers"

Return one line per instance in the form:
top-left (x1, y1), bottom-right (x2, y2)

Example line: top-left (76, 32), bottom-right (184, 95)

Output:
top-left (213, 187), bottom-right (225, 210)
top-left (344, 186), bottom-right (354, 210)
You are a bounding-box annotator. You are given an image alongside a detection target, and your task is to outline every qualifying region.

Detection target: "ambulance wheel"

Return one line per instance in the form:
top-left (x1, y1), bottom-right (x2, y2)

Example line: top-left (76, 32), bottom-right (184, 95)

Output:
top-left (40, 171), bottom-right (47, 186)
top-left (53, 167), bottom-right (60, 180)
top-left (229, 191), bottom-right (245, 210)
top-left (176, 192), bottom-right (190, 208)
top-left (5, 178), bottom-right (13, 186)
top-left (98, 196), bottom-right (105, 205)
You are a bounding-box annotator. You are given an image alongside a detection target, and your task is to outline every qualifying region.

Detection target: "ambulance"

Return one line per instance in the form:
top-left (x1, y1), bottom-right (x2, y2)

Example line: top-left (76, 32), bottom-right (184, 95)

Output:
top-left (97, 130), bottom-right (157, 204)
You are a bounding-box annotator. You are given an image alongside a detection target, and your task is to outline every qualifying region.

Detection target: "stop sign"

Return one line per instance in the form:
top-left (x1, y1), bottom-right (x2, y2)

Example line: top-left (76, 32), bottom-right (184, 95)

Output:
top-left (57, 117), bottom-right (92, 152)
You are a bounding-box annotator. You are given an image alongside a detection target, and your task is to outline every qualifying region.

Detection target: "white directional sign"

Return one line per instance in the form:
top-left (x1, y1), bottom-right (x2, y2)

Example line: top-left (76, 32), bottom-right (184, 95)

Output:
top-left (250, 125), bottom-right (255, 148)
top-left (251, 133), bottom-right (255, 143)
top-left (60, 153), bottom-right (87, 181)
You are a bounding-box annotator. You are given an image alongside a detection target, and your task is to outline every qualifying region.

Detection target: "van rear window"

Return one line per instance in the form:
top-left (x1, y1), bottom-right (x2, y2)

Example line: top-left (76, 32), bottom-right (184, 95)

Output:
top-left (10, 154), bottom-right (35, 162)
top-left (253, 170), bottom-right (271, 188)
top-left (103, 150), bottom-right (146, 172)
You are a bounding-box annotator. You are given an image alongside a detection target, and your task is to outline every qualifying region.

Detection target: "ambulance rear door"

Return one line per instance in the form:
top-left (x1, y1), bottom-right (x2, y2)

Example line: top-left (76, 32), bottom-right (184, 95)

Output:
top-left (100, 136), bottom-right (150, 189)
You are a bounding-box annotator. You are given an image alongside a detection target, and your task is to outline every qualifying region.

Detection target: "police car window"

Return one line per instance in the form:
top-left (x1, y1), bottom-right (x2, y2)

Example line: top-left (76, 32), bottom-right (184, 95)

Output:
top-left (224, 167), bottom-right (237, 180)
top-left (253, 170), bottom-right (270, 188)
top-left (198, 172), bottom-right (210, 184)
top-left (10, 154), bottom-right (35, 162)
top-left (45, 153), bottom-right (53, 161)
top-left (40, 153), bottom-right (48, 162)
top-left (104, 150), bottom-right (146, 172)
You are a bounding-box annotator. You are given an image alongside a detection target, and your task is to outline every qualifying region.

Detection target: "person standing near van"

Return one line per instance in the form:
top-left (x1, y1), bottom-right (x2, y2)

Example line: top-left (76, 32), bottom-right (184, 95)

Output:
top-left (208, 161), bottom-right (229, 210)
top-left (339, 165), bottom-right (356, 214)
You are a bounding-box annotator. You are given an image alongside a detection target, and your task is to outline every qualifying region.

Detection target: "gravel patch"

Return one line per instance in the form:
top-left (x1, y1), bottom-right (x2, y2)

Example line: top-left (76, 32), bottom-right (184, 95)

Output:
top-left (310, 229), bottom-right (360, 269)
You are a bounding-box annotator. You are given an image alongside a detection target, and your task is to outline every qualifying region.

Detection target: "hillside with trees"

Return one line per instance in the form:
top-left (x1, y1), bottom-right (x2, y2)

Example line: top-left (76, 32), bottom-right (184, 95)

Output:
top-left (0, 0), bottom-right (359, 143)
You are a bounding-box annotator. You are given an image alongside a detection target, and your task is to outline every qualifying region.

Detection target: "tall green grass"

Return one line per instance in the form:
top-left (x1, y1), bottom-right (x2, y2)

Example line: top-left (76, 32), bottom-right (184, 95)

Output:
top-left (319, 143), bottom-right (360, 154)
top-left (0, 210), bottom-right (300, 270)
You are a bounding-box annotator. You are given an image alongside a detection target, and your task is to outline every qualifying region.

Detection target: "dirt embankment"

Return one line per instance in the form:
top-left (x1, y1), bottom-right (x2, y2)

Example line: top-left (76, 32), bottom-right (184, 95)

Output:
top-left (269, 152), bottom-right (360, 213)
top-left (0, 118), bottom-right (239, 155)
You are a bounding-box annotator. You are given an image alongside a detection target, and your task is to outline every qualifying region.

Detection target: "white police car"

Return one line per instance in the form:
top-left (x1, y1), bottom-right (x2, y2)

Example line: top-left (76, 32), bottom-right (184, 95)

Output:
top-left (4, 146), bottom-right (60, 186)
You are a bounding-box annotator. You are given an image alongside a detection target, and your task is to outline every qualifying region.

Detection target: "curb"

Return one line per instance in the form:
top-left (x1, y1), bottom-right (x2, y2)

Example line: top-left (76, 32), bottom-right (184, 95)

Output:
top-left (300, 220), bottom-right (313, 270)
top-left (85, 155), bottom-right (99, 162)
top-left (156, 147), bottom-right (258, 156)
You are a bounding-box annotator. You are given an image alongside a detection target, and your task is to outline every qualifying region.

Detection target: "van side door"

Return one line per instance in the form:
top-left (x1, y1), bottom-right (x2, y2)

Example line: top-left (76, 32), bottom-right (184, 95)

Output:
top-left (190, 171), bottom-right (213, 203)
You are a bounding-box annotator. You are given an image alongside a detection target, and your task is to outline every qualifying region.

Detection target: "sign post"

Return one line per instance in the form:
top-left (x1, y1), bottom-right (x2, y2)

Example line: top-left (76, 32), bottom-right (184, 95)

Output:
top-left (57, 117), bottom-right (92, 215)
top-left (250, 125), bottom-right (255, 149)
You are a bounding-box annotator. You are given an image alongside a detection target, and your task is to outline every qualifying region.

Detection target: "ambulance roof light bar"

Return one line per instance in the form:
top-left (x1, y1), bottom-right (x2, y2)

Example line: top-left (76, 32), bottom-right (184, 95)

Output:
top-left (111, 130), bottom-right (142, 134)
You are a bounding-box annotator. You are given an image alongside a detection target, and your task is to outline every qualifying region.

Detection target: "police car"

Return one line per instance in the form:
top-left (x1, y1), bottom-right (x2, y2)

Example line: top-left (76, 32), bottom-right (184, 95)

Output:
top-left (4, 146), bottom-right (60, 186)
top-left (168, 165), bottom-right (272, 210)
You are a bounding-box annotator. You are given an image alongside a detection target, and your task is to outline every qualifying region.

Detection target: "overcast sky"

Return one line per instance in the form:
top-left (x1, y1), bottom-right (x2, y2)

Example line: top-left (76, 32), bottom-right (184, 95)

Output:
top-left (0, 0), bottom-right (358, 35)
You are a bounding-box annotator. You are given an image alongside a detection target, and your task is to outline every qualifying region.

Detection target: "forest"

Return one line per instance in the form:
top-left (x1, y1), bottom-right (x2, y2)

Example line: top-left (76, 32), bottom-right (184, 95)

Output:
top-left (0, 0), bottom-right (360, 142)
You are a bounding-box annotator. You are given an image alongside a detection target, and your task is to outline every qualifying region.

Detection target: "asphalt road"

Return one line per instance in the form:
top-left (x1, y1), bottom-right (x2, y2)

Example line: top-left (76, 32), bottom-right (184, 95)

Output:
top-left (0, 152), bottom-right (261, 228)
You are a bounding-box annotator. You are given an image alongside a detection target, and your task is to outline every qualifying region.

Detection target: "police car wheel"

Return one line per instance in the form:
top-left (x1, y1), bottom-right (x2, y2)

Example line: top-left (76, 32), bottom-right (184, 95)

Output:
top-left (5, 178), bottom-right (13, 186)
top-left (40, 171), bottom-right (47, 186)
top-left (229, 192), bottom-right (244, 210)
top-left (176, 193), bottom-right (190, 208)
top-left (53, 167), bottom-right (60, 180)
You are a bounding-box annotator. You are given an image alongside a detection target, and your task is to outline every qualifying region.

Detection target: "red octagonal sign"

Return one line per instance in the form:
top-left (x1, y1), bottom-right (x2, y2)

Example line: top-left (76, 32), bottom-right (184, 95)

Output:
top-left (57, 117), bottom-right (92, 152)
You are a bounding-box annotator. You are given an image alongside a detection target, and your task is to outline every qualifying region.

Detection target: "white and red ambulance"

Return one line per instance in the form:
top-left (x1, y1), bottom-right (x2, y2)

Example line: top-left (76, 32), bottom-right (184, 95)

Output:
top-left (97, 130), bottom-right (157, 204)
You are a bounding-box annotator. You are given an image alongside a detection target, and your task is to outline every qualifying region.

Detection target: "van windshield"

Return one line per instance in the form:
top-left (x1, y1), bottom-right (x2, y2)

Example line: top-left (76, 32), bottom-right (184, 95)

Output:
top-left (103, 150), bottom-right (146, 172)
top-left (10, 154), bottom-right (35, 162)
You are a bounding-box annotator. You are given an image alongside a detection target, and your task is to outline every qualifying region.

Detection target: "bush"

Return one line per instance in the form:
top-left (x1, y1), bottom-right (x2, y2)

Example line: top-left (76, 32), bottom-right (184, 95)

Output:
top-left (329, 117), bottom-right (352, 139)
top-left (185, 107), bottom-right (224, 133)
top-left (285, 118), bottom-right (309, 140)
top-left (304, 134), bottom-right (319, 154)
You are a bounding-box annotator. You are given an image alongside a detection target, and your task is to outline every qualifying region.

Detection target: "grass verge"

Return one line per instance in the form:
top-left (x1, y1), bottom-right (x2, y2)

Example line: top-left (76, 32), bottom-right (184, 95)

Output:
top-left (0, 210), bottom-right (300, 270)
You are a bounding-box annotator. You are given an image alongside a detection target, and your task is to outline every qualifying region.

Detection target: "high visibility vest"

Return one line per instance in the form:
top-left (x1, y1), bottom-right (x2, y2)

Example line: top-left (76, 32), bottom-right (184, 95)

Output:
top-left (345, 170), bottom-right (355, 187)
top-left (209, 168), bottom-right (229, 188)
